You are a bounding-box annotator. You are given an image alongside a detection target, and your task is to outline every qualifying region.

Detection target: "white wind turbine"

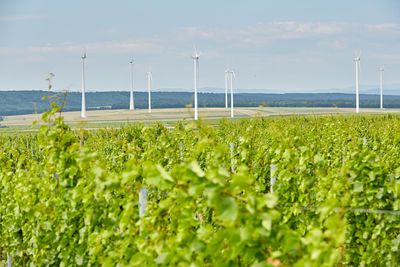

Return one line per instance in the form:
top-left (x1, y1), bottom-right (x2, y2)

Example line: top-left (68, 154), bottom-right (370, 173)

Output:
top-left (191, 47), bottom-right (200, 120)
top-left (379, 66), bottom-right (384, 110)
top-left (228, 70), bottom-right (236, 118)
top-left (129, 58), bottom-right (135, 110)
top-left (81, 51), bottom-right (87, 118)
top-left (147, 71), bottom-right (152, 113)
top-left (354, 53), bottom-right (361, 113)
top-left (224, 69), bottom-right (229, 108)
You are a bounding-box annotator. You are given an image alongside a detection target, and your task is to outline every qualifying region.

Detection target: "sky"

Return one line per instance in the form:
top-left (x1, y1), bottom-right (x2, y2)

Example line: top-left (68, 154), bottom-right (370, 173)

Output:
top-left (0, 0), bottom-right (399, 93)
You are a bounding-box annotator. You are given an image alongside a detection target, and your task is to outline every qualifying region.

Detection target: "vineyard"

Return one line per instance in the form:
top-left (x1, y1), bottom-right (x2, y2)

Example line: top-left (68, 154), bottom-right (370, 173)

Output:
top-left (1, 107), bottom-right (400, 266)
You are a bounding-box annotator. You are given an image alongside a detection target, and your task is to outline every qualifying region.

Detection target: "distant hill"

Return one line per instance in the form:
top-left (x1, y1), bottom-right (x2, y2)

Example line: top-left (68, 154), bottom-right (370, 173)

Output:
top-left (0, 90), bottom-right (400, 116)
top-left (158, 85), bottom-right (400, 95)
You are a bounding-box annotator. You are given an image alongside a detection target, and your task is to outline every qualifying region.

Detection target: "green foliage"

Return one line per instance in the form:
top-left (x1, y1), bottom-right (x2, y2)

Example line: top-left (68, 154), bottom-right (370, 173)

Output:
top-left (1, 110), bottom-right (400, 266)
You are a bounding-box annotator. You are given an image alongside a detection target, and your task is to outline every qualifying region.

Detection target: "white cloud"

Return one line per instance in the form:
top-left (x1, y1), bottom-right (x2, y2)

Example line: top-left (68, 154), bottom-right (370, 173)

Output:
top-left (0, 15), bottom-right (43, 22)
top-left (268, 21), bottom-right (344, 35)
top-left (182, 21), bottom-right (400, 49)
top-left (183, 21), bottom-right (347, 46)
top-left (365, 23), bottom-right (400, 32)
top-left (27, 39), bottom-right (162, 54)
top-left (370, 52), bottom-right (400, 61)
top-left (318, 39), bottom-right (347, 50)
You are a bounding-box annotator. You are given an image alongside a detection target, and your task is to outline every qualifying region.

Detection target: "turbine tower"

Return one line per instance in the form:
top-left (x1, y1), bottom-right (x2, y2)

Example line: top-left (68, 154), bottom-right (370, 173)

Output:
top-left (147, 71), bottom-right (152, 113)
top-left (354, 54), bottom-right (361, 113)
top-left (228, 70), bottom-right (236, 118)
top-left (191, 48), bottom-right (200, 120)
top-left (129, 58), bottom-right (135, 110)
top-left (81, 51), bottom-right (87, 118)
top-left (224, 69), bottom-right (229, 108)
top-left (379, 67), bottom-right (384, 110)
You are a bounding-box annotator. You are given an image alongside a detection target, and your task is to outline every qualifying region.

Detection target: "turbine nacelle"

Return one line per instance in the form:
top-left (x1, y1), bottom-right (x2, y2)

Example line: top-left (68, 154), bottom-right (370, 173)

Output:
top-left (354, 50), bottom-right (362, 62)
top-left (226, 70), bottom-right (236, 80)
top-left (354, 55), bottom-right (361, 73)
top-left (147, 71), bottom-right (152, 80)
top-left (192, 46), bottom-right (200, 60)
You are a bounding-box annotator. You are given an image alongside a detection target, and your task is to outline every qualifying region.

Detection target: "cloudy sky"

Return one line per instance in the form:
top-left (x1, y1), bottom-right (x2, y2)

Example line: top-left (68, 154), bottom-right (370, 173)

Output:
top-left (0, 0), bottom-right (399, 92)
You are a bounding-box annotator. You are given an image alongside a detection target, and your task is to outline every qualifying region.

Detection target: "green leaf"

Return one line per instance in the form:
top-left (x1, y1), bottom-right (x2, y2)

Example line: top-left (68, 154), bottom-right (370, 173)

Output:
top-left (232, 166), bottom-right (251, 187)
top-left (265, 193), bottom-right (278, 209)
top-left (216, 196), bottom-right (238, 223)
top-left (262, 213), bottom-right (273, 231)
top-left (250, 261), bottom-right (271, 267)
top-left (353, 181), bottom-right (363, 193)
top-left (189, 161), bottom-right (205, 177)
top-left (155, 253), bottom-right (169, 264)
top-left (157, 165), bottom-right (174, 182)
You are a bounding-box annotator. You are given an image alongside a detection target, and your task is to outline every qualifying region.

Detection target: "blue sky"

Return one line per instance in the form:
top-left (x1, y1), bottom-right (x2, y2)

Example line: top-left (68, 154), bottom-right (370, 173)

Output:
top-left (0, 0), bottom-right (399, 92)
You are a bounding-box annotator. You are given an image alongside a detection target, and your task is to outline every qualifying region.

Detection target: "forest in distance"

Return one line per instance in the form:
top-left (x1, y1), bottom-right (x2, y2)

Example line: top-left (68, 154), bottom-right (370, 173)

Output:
top-left (1, 90), bottom-right (400, 116)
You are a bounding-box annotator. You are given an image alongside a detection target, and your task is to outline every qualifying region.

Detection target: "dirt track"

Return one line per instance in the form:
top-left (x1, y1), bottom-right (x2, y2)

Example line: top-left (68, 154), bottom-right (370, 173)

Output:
top-left (1, 107), bottom-right (398, 128)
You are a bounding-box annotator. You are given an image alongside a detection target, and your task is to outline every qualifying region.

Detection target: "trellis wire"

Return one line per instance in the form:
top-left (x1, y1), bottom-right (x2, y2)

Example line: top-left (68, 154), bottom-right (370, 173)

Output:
top-left (280, 203), bottom-right (400, 216)
top-left (349, 208), bottom-right (400, 216)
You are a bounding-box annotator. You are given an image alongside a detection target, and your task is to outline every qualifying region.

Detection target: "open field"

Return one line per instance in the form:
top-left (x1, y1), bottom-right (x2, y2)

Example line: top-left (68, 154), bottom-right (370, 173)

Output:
top-left (2, 107), bottom-right (400, 132)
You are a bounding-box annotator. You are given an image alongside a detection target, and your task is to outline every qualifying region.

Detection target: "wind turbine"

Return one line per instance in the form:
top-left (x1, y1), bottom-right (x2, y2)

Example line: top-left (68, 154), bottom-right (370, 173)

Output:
top-left (228, 70), bottom-right (236, 118)
top-left (81, 51), bottom-right (87, 118)
top-left (191, 48), bottom-right (200, 120)
top-left (379, 67), bottom-right (384, 110)
top-left (129, 58), bottom-right (135, 110)
top-left (147, 71), bottom-right (152, 113)
top-left (354, 53), bottom-right (361, 113)
top-left (224, 69), bottom-right (229, 108)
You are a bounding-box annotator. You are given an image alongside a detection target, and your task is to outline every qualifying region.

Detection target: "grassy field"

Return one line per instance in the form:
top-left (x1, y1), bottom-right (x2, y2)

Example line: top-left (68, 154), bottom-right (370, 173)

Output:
top-left (1, 107), bottom-right (399, 133)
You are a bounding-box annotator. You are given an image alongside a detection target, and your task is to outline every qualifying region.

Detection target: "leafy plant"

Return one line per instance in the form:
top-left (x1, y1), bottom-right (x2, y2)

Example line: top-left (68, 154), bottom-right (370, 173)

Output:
top-left (1, 112), bottom-right (400, 266)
